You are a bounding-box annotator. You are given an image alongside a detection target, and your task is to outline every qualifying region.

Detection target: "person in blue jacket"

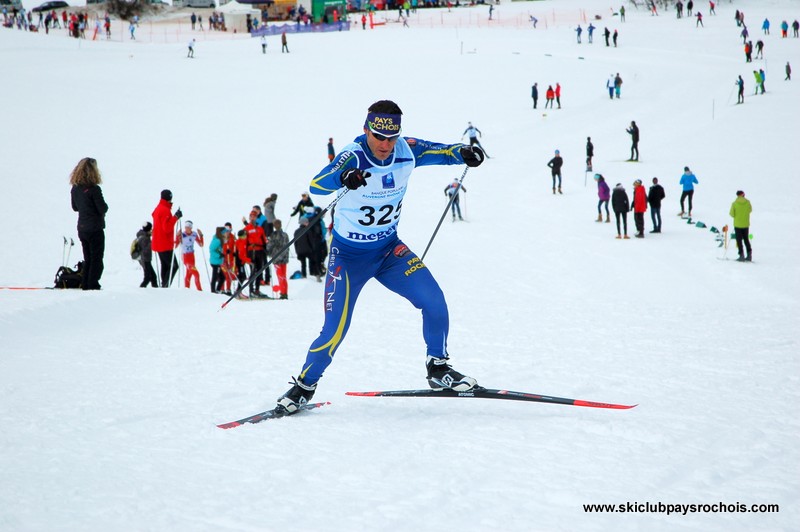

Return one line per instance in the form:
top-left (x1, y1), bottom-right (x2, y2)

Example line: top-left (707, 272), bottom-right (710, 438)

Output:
top-left (274, 100), bottom-right (485, 415)
top-left (209, 226), bottom-right (228, 293)
top-left (679, 166), bottom-right (699, 217)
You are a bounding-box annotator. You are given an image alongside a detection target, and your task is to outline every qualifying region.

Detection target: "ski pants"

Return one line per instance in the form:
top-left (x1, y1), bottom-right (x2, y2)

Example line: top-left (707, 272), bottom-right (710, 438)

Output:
top-left (140, 260), bottom-right (157, 287)
top-left (650, 205), bottom-right (662, 231)
top-left (634, 212), bottom-right (645, 234)
top-left (273, 263), bottom-right (288, 296)
top-left (183, 252), bottom-right (201, 290)
top-left (78, 229), bottom-right (104, 290)
top-left (734, 227), bottom-right (752, 257)
top-left (298, 235), bottom-right (449, 385)
top-left (157, 250), bottom-right (179, 287)
top-left (680, 190), bottom-right (694, 213)
top-left (450, 196), bottom-right (462, 219)
top-left (614, 210), bottom-right (628, 236)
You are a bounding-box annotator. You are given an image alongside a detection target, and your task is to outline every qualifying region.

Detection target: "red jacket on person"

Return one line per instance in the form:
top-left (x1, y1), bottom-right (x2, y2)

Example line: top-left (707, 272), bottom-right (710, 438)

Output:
top-left (151, 199), bottom-right (179, 252)
top-left (245, 223), bottom-right (266, 252)
top-left (633, 184), bottom-right (648, 213)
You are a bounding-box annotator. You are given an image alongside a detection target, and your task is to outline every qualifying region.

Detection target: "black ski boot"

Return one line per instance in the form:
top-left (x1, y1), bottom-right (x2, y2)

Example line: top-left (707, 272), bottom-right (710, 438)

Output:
top-left (275, 377), bottom-right (317, 415)
top-left (426, 356), bottom-right (478, 391)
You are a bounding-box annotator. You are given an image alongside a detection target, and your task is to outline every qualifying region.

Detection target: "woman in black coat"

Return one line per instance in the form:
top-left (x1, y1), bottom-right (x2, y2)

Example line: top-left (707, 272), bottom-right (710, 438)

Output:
top-left (611, 183), bottom-right (630, 239)
top-left (70, 157), bottom-right (109, 290)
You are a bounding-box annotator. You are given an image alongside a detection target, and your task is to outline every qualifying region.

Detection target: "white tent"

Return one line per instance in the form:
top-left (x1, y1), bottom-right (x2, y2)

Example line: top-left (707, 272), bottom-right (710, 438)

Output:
top-left (217, 0), bottom-right (260, 33)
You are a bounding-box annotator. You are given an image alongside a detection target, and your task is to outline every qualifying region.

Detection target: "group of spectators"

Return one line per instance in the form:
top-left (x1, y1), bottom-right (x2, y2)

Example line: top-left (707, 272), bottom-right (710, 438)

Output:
top-left (134, 190), bottom-right (329, 299)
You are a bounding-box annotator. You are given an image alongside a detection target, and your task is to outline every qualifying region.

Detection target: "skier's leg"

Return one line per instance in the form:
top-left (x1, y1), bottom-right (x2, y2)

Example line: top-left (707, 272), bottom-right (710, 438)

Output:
top-left (376, 241), bottom-right (449, 358)
top-left (298, 241), bottom-right (375, 385)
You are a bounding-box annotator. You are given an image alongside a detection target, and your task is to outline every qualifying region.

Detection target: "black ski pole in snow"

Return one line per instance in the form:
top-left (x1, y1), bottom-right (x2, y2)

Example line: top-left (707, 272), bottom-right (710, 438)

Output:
top-left (220, 187), bottom-right (349, 310)
top-left (421, 166), bottom-right (469, 262)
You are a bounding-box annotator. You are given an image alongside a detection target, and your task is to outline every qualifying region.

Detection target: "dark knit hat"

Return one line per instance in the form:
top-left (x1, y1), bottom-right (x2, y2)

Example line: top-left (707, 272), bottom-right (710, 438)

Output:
top-left (143, 222), bottom-right (152, 232)
top-left (161, 189), bottom-right (173, 201)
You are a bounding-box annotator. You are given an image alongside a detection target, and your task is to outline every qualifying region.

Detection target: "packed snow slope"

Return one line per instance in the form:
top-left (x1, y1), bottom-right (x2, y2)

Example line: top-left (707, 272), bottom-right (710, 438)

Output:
top-left (1, 1), bottom-right (799, 530)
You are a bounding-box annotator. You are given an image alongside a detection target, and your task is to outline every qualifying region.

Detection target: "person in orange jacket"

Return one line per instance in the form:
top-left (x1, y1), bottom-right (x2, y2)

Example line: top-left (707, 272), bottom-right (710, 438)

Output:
top-left (151, 189), bottom-right (182, 287)
top-left (176, 220), bottom-right (204, 290)
top-left (632, 179), bottom-right (648, 238)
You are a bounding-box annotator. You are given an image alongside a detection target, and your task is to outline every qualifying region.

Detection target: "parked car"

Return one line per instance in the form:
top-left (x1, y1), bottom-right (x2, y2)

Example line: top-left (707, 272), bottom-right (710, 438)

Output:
top-left (32, 1), bottom-right (69, 12)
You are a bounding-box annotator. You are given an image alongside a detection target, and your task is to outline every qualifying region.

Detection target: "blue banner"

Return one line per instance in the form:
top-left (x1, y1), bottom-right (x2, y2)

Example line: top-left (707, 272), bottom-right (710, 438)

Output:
top-left (251, 21), bottom-right (351, 37)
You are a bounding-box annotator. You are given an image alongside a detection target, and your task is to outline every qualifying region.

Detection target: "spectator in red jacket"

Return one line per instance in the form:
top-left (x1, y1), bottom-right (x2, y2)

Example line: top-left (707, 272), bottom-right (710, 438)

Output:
top-left (245, 209), bottom-right (268, 297)
top-left (632, 179), bottom-right (648, 238)
top-left (151, 189), bottom-right (182, 287)
top-left (545, 85), bottom-right (555, 109)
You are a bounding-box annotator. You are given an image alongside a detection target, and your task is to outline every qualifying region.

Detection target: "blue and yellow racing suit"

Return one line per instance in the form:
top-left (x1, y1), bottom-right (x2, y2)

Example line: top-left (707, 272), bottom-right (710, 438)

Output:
top-left (298, 134), bottom-right (467, 385)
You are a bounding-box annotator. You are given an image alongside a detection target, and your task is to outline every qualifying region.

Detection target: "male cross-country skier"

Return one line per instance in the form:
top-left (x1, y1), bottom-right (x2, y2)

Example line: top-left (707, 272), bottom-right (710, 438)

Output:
top-left (274, 100), bottom-right (485, 415)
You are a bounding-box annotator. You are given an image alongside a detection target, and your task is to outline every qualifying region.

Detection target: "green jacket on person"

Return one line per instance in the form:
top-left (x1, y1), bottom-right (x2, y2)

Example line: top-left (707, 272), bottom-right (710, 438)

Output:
top-left (729, 196), bottom-right (752, 228)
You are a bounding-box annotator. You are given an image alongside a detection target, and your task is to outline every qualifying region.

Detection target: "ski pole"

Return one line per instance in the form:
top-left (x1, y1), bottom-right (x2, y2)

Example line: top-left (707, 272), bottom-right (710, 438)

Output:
top-left (66, 238), bottom-right (75, 266)
top-left (421, 166), bottom-right (469, 262)
top-left (61, 236), bottom-right (68, 267)
top-left (169, 215), bottom-right (181, 288)
top-left (199, 235), bottom-right (211, 288)
top-left (221, 187), bottom-right (350, 310)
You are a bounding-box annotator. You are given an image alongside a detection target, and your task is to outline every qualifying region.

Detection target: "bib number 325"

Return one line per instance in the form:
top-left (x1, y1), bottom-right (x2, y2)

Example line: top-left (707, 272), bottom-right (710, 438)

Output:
top-left (357, 201), bottom-right (402, 226)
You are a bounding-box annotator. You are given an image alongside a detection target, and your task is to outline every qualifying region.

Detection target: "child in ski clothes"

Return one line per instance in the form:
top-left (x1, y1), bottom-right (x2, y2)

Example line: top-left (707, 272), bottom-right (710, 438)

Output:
top-left (209, 227), bottom-right (228, 293)
top-left (176, 221), bottom-right (204, 290)
top-left (679, 166), bottom-right (698, 216)
top-left (222, 222), bottom-right (237, 292)
top-left (137, 222), bottom-right (157, 288)
top-left (234, 230), bottom-right (251, 291)
top-left (729, 190), bottom-right (752, 261)
top-left (265, 219), bottom-right (290, 298)
top-left (547, 149), bottom-right (563, 194)
top-left (274, 99), bottom-right (485, 415)
top-left (444, 179), bottom-right (467, 221)
top-left (612, 183), bottom-right (630, 238)
top-left (631, 179), bottom-right (648, 238)
top-left (595, 174), bottom-right (610, 222)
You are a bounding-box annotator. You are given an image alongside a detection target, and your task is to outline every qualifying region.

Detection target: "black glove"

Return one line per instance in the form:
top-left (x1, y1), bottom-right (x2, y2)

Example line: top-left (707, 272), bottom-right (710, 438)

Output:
top-left (175, 208), bottom-right (183, 219)
top-left (340, 168), bottom-right (371, 190)
top-left (460, 146), bottom-right (485, 167)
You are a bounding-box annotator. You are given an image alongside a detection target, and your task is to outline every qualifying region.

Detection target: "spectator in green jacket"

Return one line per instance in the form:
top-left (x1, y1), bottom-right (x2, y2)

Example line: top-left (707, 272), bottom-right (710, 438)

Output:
top-left (729, 190), bottom-right (753, 262)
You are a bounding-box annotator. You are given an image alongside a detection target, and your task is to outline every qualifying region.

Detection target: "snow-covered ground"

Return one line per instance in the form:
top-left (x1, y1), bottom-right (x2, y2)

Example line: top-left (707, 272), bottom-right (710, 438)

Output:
top-left (1, 1), bottom-right (799, 530)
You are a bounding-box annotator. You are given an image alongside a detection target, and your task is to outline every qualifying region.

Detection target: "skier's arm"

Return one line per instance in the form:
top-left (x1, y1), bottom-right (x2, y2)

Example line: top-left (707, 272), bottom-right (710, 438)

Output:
top-left (408, 138), bottom-right (469, 168)
top-left (309, 149), bottom-right (359, 195)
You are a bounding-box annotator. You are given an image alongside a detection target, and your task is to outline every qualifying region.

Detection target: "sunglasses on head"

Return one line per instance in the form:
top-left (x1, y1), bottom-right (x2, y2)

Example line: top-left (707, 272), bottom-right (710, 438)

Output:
top-left (371, 131), bottom-right (399, 142)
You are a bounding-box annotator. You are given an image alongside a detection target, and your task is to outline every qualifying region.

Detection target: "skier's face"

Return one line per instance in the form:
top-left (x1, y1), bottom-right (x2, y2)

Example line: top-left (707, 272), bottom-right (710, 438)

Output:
top-left (365, 129), bottom-right (398, 161)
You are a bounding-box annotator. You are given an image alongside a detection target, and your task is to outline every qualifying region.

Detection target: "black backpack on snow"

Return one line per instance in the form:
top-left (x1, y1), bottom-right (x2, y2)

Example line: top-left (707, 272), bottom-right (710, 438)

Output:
top-left (54, 261), bottom-right (84, 289)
